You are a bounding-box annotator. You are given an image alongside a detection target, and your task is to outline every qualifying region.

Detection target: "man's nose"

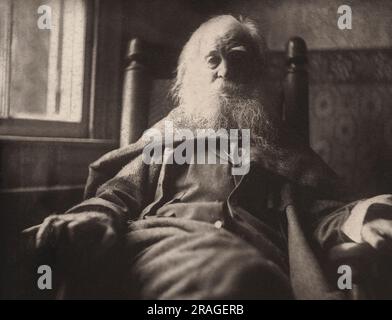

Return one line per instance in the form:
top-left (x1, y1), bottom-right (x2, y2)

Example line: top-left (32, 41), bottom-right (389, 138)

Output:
top-left (216, 60), bottom-right (230, 79)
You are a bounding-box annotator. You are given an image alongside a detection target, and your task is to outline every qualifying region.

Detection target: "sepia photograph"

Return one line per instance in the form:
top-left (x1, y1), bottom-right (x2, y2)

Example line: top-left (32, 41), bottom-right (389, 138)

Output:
top-left (1, 0), bottom-right (392, 304)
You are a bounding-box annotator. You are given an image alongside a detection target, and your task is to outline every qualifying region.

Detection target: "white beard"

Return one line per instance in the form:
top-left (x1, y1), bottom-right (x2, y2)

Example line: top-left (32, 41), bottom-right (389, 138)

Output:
top-left (171, 81), bottom-right (280, 149)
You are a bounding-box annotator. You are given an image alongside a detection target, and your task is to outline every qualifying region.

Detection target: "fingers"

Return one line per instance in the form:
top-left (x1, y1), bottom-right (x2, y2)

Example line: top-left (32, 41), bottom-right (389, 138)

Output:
top-left (51, 219), bottom-right (68, 242)
top-left (36, 215), bottom-right (62, 249)
top-left (101, 226), bottom-right (117, 251)
top-left (21, 225), bottom-right (40, 235)
top-left (33, 213), bottom-right (118, 261)
top-left (362, 219), bottom-right (392, 253)
top-left (362, 226), bottom-right (385, 250)
top-left (67, 220), bottom-right (90, 243)
top-left (374, 220), bottom-right (392, 239)
top-left (364, 219), bottom-right (392, 239)
top-left (67, 218), bottom-right (117, 255)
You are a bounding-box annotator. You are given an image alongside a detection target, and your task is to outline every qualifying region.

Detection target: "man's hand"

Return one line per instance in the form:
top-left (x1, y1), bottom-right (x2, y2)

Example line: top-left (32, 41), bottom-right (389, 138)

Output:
top-left (24, 212), bottom-right (118, 260)
top-left (360, 195), bottom-right (392, 254)
top-left (362, 218), bottom-right (392, 253)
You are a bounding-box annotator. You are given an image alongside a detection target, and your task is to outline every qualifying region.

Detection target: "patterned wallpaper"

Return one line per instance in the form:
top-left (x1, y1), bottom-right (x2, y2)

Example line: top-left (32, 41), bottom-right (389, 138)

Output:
top-left (309, 50), bottom-right (392, 197)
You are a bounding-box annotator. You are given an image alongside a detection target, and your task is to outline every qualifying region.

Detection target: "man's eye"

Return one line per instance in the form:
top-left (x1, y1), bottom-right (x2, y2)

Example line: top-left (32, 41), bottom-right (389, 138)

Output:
top-left (206, 56), bottom-right (220, 68)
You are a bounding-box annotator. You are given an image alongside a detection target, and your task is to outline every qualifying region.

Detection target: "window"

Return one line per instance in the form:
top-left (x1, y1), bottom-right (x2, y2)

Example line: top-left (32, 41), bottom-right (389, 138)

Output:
top-left (0, 0), bottom-right (93, 137)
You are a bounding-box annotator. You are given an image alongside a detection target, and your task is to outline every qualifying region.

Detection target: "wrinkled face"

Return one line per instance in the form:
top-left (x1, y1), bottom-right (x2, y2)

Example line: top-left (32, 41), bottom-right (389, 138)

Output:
top-left (174, 17), bottom-right (278, 147)
top-left (179, 17), bottom-right (263, 116)
top-left (195, 19), bottom-right (260, 97)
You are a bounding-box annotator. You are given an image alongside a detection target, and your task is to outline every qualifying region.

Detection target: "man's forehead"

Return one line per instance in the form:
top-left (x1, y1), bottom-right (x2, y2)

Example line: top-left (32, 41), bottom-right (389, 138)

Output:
top-left (199, 19), bottom-right (250, 55)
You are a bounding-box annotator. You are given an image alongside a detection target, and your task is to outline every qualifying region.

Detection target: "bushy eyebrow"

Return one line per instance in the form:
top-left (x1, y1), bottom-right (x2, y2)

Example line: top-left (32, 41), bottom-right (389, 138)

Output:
top-left (228, 45), bottom-right (247, 52)
top-left (204, 43), bottom-right (248, 59)
top-left (219, 37), bottom-right (253, 54)
top-left (201, 33), bottom-right (252, 59)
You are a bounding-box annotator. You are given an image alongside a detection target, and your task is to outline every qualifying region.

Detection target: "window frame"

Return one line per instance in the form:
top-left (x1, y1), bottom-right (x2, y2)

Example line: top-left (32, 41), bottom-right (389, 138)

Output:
top-left (0, 0), bottom-right (96, 138)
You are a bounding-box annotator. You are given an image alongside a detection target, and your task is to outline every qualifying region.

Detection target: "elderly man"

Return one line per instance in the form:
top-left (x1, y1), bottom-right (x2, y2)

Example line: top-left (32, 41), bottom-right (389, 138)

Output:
top-left (27, 15), bottom-right (392, 299)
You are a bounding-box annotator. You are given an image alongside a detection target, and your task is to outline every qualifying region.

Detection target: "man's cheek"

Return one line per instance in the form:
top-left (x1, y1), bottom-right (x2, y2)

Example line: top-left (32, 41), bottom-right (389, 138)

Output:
top-left (241, 64), bottom-right (259, 84)
top-left (186, 70), bottom-right (212, 90)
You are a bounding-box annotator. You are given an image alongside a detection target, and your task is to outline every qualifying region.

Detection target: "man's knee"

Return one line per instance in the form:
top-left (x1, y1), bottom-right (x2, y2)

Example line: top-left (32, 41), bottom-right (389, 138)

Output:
top-left (128, 230), bottom-right (292, 299)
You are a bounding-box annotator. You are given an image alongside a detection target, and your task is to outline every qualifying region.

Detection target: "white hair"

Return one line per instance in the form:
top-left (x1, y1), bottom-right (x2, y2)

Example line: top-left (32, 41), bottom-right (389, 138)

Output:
top-left (170, 15), bottom-right (268, 107)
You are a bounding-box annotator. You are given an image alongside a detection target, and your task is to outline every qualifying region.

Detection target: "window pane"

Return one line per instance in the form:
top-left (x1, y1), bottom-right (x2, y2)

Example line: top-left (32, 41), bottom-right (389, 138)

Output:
top-left (2, 0), bottom-right (87, 122)
top-left (9, 0), bottom-right (50, 118)
top-left (0, 0), bottom-right (12, 118)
